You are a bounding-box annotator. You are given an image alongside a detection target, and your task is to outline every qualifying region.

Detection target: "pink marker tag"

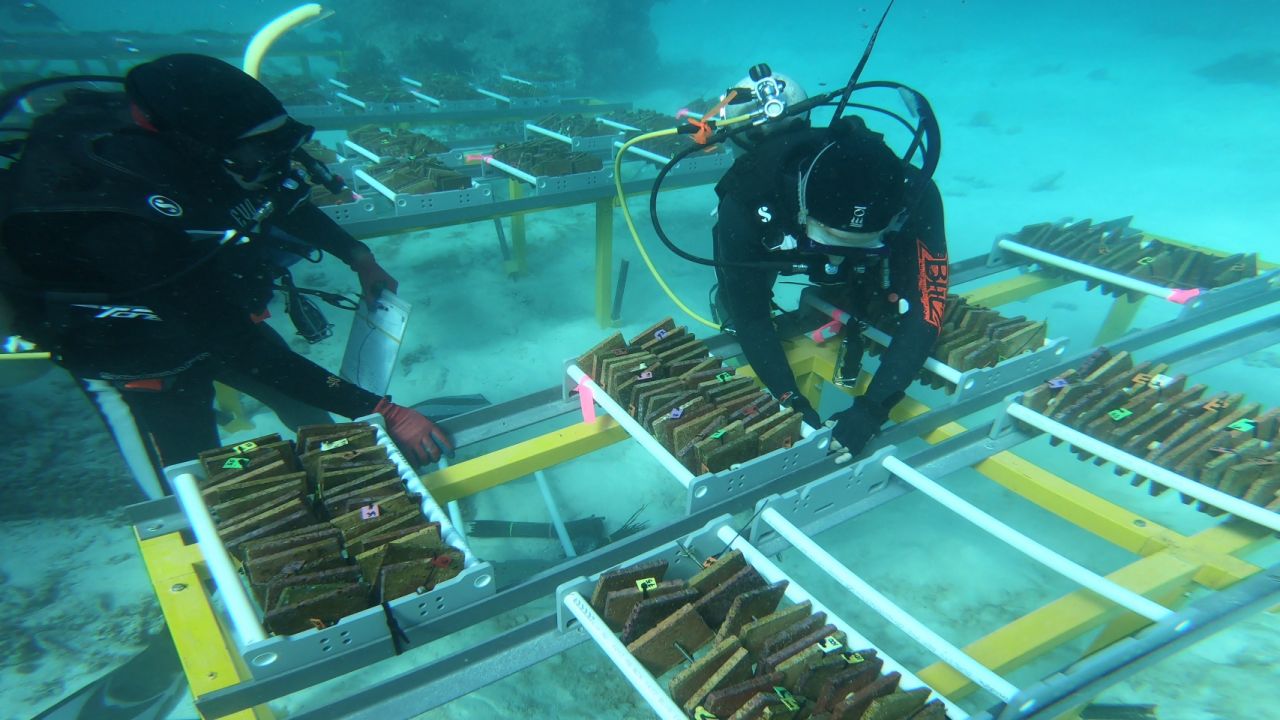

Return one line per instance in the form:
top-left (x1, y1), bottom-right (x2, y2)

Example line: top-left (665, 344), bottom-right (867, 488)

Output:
top-left (637, 370), bottom-right (654, 380)
top-left (577, 380), bottom-right (597, 424)
top-left (808, 319), bottom-right (844, 344)
top-left (360, 504), bottom-right (381, 520)
top-left (465, 153), bottom-right (494, 163)
top-left (1167, 288), bottom-right (1202, 304)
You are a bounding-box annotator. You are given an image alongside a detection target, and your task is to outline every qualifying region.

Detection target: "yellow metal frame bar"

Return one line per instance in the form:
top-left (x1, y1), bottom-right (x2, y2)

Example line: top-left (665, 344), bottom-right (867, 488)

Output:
top-left (136, 530), bottom-right (273, 720)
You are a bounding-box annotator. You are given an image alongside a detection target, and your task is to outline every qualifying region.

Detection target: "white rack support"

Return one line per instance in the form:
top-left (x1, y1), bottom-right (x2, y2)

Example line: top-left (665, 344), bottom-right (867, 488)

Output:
top-left (342, 140), bottom-right (382, 164)
top-left (562, 591), bottom-right (687, 720)
top-left (473, 87), bottom-right (512, 103)
top-left (565, 364), bottom-right (696, 486)
top-left (612, 140), bottom-right (672, 165)
top-left (525, 123), bottom-right (573, 144)
top-left (335, 92), bottom-right (368, 110)
top-left (483, 157), bottom-right (539, 186)
top-left (880, 456), bottom-right (1172, 621)
top-left (353, 169), bottom-right (397, 203)
top-left (409, 90), bottom-right (442, 107)
top-left (326, 77), bottom-right (349, 90)
top-left (803, 292), bottom-right (963, 384)
top-left (171, 472), bottom-right (268, 648)
top-left (596, 117), bottom-right (642, 133)
top-left (536, 470), bottom-right (577, 557)
top-left (399, 75), bottom-right (423, 88)
top-left (757, 510), bottom-right (1019, 703)
top-left (997, 238), bottom-right (1203, 305)
top-left (1006, 403), bottom-right (1280, 532)
top-left (716, 525), bottom-right (972, 718)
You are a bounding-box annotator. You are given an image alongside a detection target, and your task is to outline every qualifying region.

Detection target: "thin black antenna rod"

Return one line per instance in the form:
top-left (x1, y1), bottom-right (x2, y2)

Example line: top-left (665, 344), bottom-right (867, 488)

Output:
top-left (831, 0), bottom-right (897, 122)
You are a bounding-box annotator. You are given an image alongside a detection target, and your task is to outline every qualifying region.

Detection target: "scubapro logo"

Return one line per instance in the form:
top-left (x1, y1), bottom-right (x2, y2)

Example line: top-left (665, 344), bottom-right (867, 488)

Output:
top-left (849, 205), bottom-right (867, 229)
top-left (757, 206), bottom-right (773, 223)
top-left (147, 195), bottom-right (183, 217)
top-left (72, 304), bottom-right (162, 321)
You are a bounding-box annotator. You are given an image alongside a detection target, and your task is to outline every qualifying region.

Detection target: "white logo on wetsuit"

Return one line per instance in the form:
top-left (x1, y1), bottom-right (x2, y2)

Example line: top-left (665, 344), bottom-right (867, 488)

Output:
top-left (147, 195), bottom-right (183, 217)
top-left (71, 304), bottom-right (161, 321)
top-left (849, 205), bottom-right (867, 229)
top-left (757, 206), bottom-right (773, 223)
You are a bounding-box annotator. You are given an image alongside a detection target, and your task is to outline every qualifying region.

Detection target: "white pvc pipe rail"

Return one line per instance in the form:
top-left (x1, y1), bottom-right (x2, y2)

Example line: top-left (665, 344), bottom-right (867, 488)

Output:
top-left (171, 472), bottom-right (268, 647)
top-left (473, 87), bottom-right (511, 103)
top-left (716, 525), bottom-right (971, 718)
top-left (613, 140), bottom-right (672, 165)
top-left (525, 123), bottom-right (573, 144)
top-left (335, 92), bottom-right (367, 109)
top-left (326, 78), bottom-right (349, 90)
top-left (500, 74), bottom-right (534, 86)
top-left (410, 90), bottom-right (442, 106)
top-left (882, 456), bottom-right (1172, 621)
top-left (484, 157), bottom-right (539, 186)
top-left (596, 117), bottom-right (642, 132)
top-left (998, 238), bottom-right (1203, 305)
top-left (536, 470), bottom-right (577, 557)
top-left (353, 169), bottom-right (397, 202)
top-left (566, 363), bottom-right (696, 487)
top-left (562, 591), bottom-right (686, 720)
top-left (1007, 403), bottom-right (1280, 532)
top-left (802, 293), bottom-right (962, 384)
top-left (399, 75), bottom-right (422, 87)
top-left (759, 510), bottom-right (1017, 701)
top-left (342, 140), bottom-right (382, 163)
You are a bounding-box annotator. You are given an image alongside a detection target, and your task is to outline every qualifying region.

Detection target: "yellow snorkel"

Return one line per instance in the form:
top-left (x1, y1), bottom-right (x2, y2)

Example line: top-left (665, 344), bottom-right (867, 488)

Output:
top-left (243, 3), bottom-right (332, 79)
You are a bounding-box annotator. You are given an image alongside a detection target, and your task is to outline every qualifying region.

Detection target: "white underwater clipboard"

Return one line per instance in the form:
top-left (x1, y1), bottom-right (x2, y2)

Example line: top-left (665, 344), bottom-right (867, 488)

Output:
top-left (340, 289), bottom-right (411, 396)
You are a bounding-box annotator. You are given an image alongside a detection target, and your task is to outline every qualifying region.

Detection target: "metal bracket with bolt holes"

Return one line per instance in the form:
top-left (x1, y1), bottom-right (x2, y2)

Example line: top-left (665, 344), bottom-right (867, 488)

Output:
top-left (951, 336), bottom-right (1070, 404)
top-left (1176, 269), bottom-right (1280, 321)
top-left (685, 425), bottom-right (833, 514)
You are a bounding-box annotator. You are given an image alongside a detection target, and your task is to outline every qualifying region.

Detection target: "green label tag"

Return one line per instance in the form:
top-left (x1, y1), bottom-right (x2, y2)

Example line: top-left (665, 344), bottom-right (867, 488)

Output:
top-left (773, 687), bottom-right (800, 711)
top-left (233, 441), bottom-right (258, 454)
top-left (635, 577), bottom-right (658, 592)
top-left (320, 437), bottom-right (350, 452)
top-left (1228, 419), bottom-right (1256, 432)
top-left (842, 651), bottom-right (866, 664)
top-left (1108, 408), bottom-right (1133, 421)
top-left (1137, 256), bottom-right (1155, 266)
top-left (710, 429), bottom-right (726, 440)
top-left (223, 457), bottom-right (249, 470)
top-left (816, 635), bottom-right (844, 654)
top-left (715, 371), bottom-right (733, 383)
top-left (693, 708), bottom-right (718, 720)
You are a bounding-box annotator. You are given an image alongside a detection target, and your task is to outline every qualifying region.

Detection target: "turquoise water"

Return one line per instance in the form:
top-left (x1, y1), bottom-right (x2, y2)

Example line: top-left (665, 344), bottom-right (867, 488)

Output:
top-left (2, 1), bottom-right (1279, 718)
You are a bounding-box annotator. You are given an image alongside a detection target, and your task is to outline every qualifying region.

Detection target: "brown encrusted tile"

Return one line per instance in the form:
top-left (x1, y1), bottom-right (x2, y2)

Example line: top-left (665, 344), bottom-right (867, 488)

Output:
top-left (775, 643), bottom-right (827, 688)
top-left (816, 653), bottom-right (884, 712)
top-left (245, 535), bottom-right (344, 585)
top-left (692, 565), bottom-right (767, 630)
top-left (716, 581), bottom-right (789, 643)
top-left (728, 692), bottom-right (783, 720)
top-left (739, 601), bottom-right (812, 658)
top-left (907, 699), bottom-right (948, 719)
top-left (603, 580), bottom-right (685, 631)
top-left (681, 647), bottom-right (753, 715)
top-left (263, 583), bottom-right (369, 635)
top-left (669, 636), bottom-right (743, 707)
top-left (620, 588), bottom-right (700, 645)
top-left (832, 672), bottom-right (901, 720)
top-left (687, 549), bottom-right (747, 595)
top-left (263, 565), bottom-right (364, 611)
top-left (861, 688), bottom-right (931, 720)
top-left (762, 625), bottom-right (844, 676)
top-left (576, 332), bottom-right (626, 380)
top-left (589, 558), bottom-right (669, 613)
top-left (759, 611), bottom-right (828, 659)
top-left (625, 603), bottom-right (714, 675)
top-left (796, 654), bottom-right (852, 701)
top-left (704, 673), bottom-right (785, 718)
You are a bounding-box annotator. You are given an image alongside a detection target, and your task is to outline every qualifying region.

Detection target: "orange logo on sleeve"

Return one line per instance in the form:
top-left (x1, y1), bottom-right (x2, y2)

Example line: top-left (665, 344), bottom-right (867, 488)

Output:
top-left (917, 240), bottom-right (949, 330)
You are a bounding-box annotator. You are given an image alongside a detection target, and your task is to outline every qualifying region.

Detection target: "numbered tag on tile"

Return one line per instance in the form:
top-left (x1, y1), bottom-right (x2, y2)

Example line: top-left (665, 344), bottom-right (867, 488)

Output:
top-left (816, 635), bottom-right (844, 654)
top-left (842, 651), bottom-right (866, 664)
top-left (692, 708), bottom-right (718, 720)
top-left (773, 687), bottom-right (800, 711)
top-left (1108, 408), bottom-right (1133, 421)
top-left (635, 577), bottom-right (658, 592)
top-left (360, 504), bottom-right (381, 520)
top-left (223, 457), bottom-right (250, 470)
top-left (715, 371), bottom-right (733, 383)
top-left (1047, 377), bottom-right (1068, 389)
top-left (233, 441), bottom-right (258, 454)
top-left (321, 437), bottom-right (351, 452)
top-left (1228, 419), bottom-right (1256, 432)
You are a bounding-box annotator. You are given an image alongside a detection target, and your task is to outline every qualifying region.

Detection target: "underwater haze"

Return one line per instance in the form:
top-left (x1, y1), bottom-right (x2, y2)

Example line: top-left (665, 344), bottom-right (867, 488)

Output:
top-left (2, 1), bottom-right (1279, 719)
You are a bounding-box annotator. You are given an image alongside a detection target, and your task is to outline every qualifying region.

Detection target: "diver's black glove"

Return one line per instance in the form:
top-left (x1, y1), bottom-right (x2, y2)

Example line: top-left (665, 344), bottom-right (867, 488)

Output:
top-left (828, 398), bottom-right (889, 462)
top-left (785, 394), bottom-right (823, 430)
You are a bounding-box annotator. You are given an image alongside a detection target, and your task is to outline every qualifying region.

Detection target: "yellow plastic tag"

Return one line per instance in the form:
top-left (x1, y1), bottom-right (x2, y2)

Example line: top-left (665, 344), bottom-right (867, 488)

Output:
top-left (320, 437), bottom-right (351, 452)
top-left (636, 577), bottom-right (658, 592)
top-left (816, 635), bottom-right (844, 654)
top-left (773, 687), bottom-right (800, 711)
top-left (842, 651), bottom-right (866, 664)
top-left (693, 707), bottom-right (718, 720)
top-left (233, 441), bottom-right (258, 454)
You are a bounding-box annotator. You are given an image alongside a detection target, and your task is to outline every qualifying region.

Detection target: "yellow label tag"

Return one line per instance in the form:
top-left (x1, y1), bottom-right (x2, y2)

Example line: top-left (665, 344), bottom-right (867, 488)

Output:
top-left (842, 651), bottom-right (866, 664)
top-left (320, 437), bottom-right (350, 452)
top-left (817, 635), bottom-right (843, 654)
top-left (693, 707), bottom-right (718, 720)
top-left (233, 441), bottom-right (258, 454)
top-left (773, 687), bottom-right (800, 711)
top-left (635, 577), bottom-right (658, 592)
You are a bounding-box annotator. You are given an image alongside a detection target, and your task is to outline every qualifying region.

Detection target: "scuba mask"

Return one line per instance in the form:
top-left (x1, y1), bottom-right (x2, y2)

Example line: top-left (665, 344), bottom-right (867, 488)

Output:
top-left (221, 116), bottom-right (314, 186)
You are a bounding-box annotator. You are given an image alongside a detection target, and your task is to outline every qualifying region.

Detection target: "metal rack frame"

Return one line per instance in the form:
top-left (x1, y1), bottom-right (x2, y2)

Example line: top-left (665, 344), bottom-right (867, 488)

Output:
top-left (128, 239), bottom-right (1280, 719)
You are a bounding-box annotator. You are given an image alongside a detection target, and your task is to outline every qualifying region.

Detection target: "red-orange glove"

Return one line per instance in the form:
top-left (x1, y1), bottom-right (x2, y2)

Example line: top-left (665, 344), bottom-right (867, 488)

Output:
top-left (374, 397), bottom-right (453, 466)
top-left (351, 249), bottom-right (399, 308)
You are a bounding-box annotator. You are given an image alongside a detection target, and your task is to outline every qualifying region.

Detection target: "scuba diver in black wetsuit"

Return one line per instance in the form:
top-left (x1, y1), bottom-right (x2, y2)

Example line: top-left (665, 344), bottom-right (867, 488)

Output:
top-left (711, 110), bottom-right (949, 460)
top-left (0, 54), bottom-right (452, 497)
top-left (644, 2), bottom-right (948, 462)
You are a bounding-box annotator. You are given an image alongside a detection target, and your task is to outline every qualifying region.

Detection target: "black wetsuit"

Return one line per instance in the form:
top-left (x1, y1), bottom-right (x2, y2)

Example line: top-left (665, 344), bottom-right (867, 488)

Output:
top-left (713, 126), bottom-right (950, 424)
top-left (0, 90), bottom-right (381, 471)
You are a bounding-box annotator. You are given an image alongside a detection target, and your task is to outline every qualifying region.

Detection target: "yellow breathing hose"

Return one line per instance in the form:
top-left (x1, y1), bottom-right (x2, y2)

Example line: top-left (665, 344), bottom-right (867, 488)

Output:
top-left (611, 113), bottom-right (754, 331)
top-left (243, 3), bottom-right (329, 79)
